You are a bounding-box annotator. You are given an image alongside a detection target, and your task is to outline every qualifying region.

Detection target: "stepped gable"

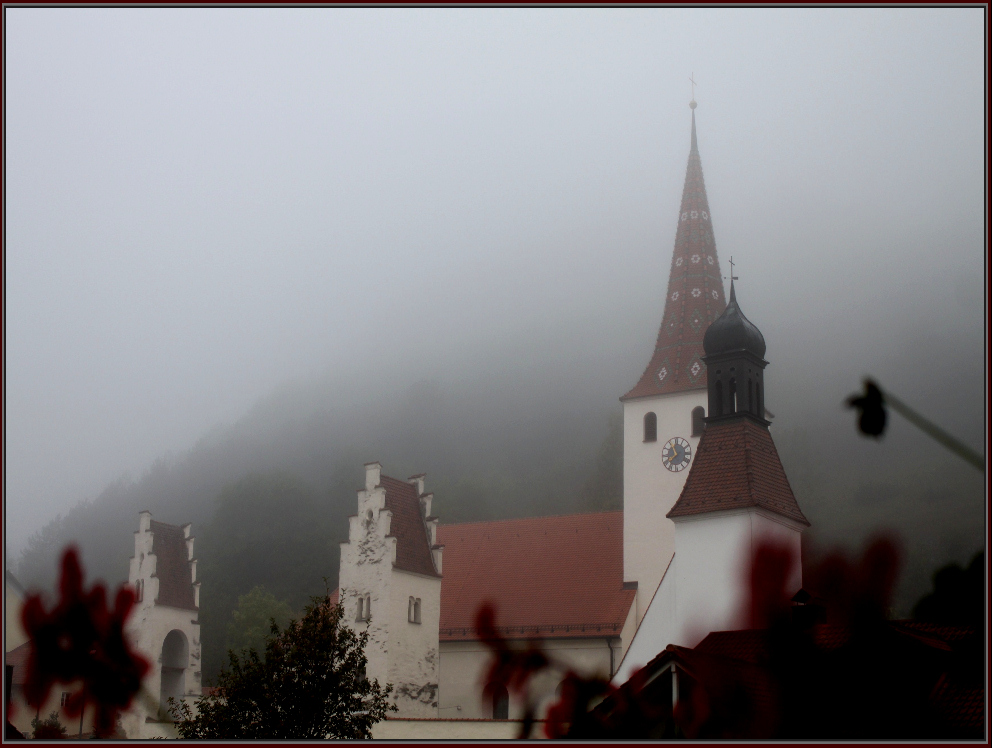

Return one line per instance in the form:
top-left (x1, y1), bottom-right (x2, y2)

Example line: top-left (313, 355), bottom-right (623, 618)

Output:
top-left (623, 106), bottom-right (727, 401)
top-left (380, 475), bottom-right (440, 578)
top-left (667, 419), bottom-right (809, 525)
top-left (436, 511), bottom-right (634, 641)
top-left (150, 520), bottom-right (197, 610)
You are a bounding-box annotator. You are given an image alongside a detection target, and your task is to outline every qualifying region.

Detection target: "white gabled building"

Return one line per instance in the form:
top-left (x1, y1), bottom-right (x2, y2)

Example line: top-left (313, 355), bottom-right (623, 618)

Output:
top-left (338, 463), bottom-right (443, 717)
top-left (121, 512), bottom-right (202, 739)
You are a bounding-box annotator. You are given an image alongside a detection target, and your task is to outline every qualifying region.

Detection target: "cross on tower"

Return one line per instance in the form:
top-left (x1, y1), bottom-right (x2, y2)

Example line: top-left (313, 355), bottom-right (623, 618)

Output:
top-left (726, 256), bottom-right (739, 283)
top-left (689, 73), bottom-right (697, 101)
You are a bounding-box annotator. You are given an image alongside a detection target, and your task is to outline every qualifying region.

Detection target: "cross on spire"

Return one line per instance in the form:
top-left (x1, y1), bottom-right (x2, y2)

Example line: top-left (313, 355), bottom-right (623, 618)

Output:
top-left (689, 72), bottom-right (697, 100)
top-left (726, 256), bottom-right (738, 282)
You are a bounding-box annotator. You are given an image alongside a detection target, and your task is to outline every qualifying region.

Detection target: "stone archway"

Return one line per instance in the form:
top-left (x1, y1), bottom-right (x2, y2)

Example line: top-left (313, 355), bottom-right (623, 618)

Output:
top-left (159, 630), bottom-right (189, 716)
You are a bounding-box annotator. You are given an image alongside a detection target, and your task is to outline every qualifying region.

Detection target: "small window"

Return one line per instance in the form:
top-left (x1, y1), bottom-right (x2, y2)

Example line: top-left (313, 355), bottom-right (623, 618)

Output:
top-left (729, 377), bottom-right (737, 413)
top-left (366, 509), bottom-right (374, 521)
top-left (643, 412), bottom-right (657, 442)
top-left (357, 595), bottom-right (371, 622)
top-left (135, 579), bottom-right (143, 603)
top-left (61, 692), bottom-right (71, 707)
top-left (414, 598), bottom-right (421, 624)
top-left (691, 406), bottom-right (705, 436)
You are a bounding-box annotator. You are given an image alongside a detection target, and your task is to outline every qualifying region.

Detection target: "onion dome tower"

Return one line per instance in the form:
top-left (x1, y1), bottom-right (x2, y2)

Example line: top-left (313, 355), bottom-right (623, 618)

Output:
top-left (620, 98), bottom-right (728, 633)
top-left (701, 279), bottom-right (769, 424)
top-left (669, 282), bottom-right (807, 522)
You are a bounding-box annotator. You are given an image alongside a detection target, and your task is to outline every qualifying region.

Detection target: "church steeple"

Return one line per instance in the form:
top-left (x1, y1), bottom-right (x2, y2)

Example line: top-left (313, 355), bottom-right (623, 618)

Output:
top-left (622, 102), bottom-right (726, 401)
top-left (702, 279), bottom-right (769, 426)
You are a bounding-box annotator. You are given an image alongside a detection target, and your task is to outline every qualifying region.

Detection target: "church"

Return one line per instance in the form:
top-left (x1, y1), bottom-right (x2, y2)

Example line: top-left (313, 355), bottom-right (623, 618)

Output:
top-left (95, 100), bottom-right (808, 739)
top-left (336, 99), bottom-right (809, 731)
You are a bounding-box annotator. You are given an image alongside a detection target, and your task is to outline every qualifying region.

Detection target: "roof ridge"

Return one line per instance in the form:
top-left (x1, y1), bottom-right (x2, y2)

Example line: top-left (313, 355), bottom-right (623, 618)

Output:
top-left (440, 510), bottom-right (623, 530)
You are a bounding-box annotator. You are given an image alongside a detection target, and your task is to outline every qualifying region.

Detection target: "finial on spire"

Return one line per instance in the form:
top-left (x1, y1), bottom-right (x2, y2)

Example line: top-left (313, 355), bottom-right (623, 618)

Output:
top-left (725, 256), bottom-right (739, 300)
top-left (689, 72), bottom-right (697, 110)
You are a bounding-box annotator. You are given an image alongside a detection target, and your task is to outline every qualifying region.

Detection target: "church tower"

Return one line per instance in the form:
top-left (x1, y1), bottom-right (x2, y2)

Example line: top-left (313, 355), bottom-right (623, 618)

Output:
top-left (615, 283), bottom-right (809, 681)
top-left (621, 100), bottom-right (726, 625)
top-left (665, 281), bottom-right (809, 644)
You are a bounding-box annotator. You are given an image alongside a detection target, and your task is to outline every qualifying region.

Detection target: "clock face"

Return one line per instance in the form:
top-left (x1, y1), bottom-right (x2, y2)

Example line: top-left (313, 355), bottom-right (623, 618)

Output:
top-left (663, 437), bottom-right (692, 472)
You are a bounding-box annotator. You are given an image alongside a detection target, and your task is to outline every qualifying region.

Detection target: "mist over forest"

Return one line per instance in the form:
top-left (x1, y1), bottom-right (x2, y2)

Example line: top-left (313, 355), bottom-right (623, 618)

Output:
top-left (5, 8), bottom-right (985, 684)
top-left (11, 292), bottom-right (985, 680)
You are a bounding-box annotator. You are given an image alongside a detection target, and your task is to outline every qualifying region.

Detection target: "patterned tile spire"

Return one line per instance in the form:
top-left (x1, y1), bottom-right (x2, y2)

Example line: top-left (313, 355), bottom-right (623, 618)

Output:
top-left (622, 103), bottom-right (727, 400)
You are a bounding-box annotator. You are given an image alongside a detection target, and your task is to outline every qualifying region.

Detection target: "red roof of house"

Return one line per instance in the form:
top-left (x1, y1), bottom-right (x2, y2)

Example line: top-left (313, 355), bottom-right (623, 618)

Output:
top-left (623, 108), bottom-right (727, 401)
top-left (150, 520), bottom-right (197, 611)
top-left (667, 419), bottom-right (809, 526)
top-left (381, 475), bottom-right (440, 578)
top-left (436, 512), bottom-right (635, 641)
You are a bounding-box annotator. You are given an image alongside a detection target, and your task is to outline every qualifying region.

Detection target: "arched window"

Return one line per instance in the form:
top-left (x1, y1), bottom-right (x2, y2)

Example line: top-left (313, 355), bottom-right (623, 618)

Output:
top-left (408, 597), bottom-right (422, 624)
top-left (748, 379), bottom-right (754, 414)
top-left (135, 579), bottom-right (143, 603)
top-left (714, 382), bottom-right (723, 416)
top-left (485, 682), bottom-right (509, 720)
top-left (691, 406), bottom-right (705, 436)
top-left (729, 377), bottom-right (737, 413)
top-left (160, 630), bottom-right (188, 716)
top-left (757, 382), bottom-right (763, 417)
top-left (357, 595), bottom-right (371, 622)
top-left (643, 412), bottom-right (657, 442)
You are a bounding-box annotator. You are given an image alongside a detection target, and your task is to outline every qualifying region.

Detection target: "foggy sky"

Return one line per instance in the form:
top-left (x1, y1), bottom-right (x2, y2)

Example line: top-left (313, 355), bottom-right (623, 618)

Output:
top-left (4, 8), bottom-right (986, 558)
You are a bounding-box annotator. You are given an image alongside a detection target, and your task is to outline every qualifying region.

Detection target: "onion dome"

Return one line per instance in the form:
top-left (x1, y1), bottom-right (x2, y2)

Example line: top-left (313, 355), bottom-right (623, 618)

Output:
top-left (702, 280), bottom-right (766, 358)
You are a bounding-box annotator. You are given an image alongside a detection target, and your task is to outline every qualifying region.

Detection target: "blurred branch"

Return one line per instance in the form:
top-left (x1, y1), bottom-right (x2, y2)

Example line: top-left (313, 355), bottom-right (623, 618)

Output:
top-left (847, 378), bottom-right (984, 471)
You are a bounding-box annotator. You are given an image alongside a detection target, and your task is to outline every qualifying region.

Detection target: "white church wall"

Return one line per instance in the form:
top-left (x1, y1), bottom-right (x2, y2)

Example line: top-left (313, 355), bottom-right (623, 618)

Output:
top-left (749, 510), bottom-right (804, 594)
top-left (372, 717), bottom-right (540, 739)
top-left (623, 389), bottom-right (707, 624)
top-left (613, 550), bottom-right (677, 684)
top-left (387, 569), bottom-right (441, 716)
top-left (672, 509), bottom-right (753, 648)
top-left (438, 638), bottom-right (613, 720)
top-left (673, 507), bottom-right (804, 649)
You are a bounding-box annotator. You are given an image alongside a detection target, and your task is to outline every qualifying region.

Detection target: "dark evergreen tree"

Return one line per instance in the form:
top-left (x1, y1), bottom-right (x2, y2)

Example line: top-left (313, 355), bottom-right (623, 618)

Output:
top-left (171, 596), bottom-right (395, 739)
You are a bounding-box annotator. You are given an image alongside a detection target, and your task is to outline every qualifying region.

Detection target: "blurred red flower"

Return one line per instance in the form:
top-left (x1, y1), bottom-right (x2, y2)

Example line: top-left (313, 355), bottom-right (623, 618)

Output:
top-left (20, 546), bottom-right (149, 737)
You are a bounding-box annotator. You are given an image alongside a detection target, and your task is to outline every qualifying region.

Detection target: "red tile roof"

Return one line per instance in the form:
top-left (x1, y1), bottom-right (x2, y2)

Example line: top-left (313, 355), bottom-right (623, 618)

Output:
top-left (436, 512), bottom-right (635, 641)
top-left (623, 110), bottom-right (727, 401)
top-left (328, 587), bottom-right (340, 608)
top-left (667, 419), bottom-right (809, 525)
top-left (150, 520), bottom-right (197, 610)
top-left (929, 673), bottom-right (985, 736)
top-left (380, 476), bottom-right (440, 578)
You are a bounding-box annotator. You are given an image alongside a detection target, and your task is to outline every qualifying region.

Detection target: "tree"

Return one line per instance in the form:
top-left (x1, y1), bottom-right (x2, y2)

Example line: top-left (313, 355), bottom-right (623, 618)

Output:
top-left (227, 585), bottom-right (295, 657)
top-left (31, 712), bottom-right (68, 739)
top-left (171, 594), bottom-right (396, 739)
